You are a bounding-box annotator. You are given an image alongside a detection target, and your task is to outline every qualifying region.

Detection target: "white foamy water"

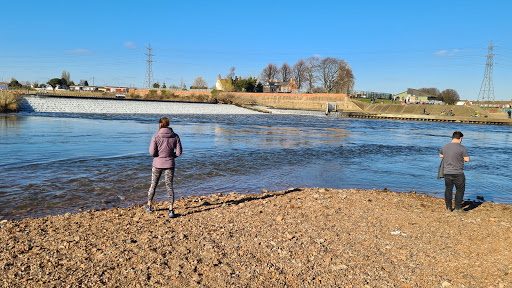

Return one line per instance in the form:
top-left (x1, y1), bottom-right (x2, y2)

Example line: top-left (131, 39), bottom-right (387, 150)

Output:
top-left (19, 95), bottom-right (262, 115)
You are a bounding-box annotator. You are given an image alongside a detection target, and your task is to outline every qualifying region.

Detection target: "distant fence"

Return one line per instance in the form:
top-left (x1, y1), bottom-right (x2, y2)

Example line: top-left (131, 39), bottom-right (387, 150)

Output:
top-left (143, 88), bottom-right (212, 93)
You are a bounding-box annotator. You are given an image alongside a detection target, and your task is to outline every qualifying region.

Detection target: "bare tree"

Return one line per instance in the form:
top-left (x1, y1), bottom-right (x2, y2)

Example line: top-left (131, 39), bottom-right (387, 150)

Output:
top-left (61, 70), bottom-right (70, 82)
top-left (441, 89), bottom-right (460, 105)
top-left (305, 56), bottom-right (319, 92)
top-left (278, 62), bottom-right (292, 82)
top-left (334, 61), bottom-right (354, 94)
top-left (260, 63), bottom-right (278, 84)
top-left (319, 57), bottom-right (340, 93)
top-left (226, 67), bottom-right (236, 80)
top-left (180, 76), bottom-right (186, 90)
top-left (191, 76), bottom-right (208, 89)
top-left (292, 59), bottom-right (308, 89)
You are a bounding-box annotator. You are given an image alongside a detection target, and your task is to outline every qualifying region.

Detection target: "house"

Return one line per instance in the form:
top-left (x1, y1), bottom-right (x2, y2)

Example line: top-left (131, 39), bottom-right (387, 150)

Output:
top-left (69, 85), bottom-right (99, 92)
top-left (34, 84), bottom-right (67, 92)
top-left (102, 87), bottom-right (128, 93)
top-left (394, 88), bottom-right (438, 103)
top-left (215, 75), bottom-right (233, 91)
top-left (263, 78), bottom-right (298, 93)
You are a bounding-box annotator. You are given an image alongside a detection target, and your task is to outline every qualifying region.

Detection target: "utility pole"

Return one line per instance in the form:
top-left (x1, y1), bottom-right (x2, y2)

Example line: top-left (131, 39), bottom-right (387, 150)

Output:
top-left (477, 40), bottom-right (495, 103)
top-left (144, 43), bottom-right (155, 88)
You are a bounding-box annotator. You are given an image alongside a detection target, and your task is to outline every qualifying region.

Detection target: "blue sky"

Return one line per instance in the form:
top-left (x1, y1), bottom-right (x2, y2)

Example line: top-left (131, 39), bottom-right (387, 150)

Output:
top-left (1, 0), bottom-right (511, 100)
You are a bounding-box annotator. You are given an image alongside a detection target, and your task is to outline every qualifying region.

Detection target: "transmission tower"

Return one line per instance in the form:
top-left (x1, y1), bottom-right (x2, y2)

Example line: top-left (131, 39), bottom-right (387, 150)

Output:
top-left (477, 40), bottom-right (495, 103)
top-left (144, 43), bottom-right (155, 88)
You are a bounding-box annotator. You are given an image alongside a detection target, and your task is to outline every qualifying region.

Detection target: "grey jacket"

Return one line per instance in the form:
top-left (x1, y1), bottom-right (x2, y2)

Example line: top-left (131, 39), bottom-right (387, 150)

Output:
top-left (437, 158), bottom-right (444, 179)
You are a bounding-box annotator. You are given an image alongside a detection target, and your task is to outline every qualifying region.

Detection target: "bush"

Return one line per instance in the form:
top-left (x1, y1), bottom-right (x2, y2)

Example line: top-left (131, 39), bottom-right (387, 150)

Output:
top-left (0, 92), bottom-right (21, 112)
top-left (128, 92), bottom-right (141, 99)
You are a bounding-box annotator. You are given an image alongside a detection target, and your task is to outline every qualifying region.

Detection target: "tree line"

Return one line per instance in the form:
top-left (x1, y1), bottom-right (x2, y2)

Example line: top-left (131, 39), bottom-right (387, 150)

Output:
top-left (259, 56), bottom-right (355, 94)
top-left (215, 67), bottom-right (263, 92)
top-left (418, 87), bottom-right (460, 105)
top-left (5, 71), bottom-right (90, 91)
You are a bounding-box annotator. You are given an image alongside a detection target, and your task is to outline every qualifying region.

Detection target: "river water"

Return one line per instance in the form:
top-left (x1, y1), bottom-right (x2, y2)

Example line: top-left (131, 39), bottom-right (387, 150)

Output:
top-left (1, 112), bottom-right (511, 220)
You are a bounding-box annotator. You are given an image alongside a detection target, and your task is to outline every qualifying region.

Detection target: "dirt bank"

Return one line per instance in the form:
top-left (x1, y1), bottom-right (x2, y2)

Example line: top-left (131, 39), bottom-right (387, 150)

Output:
top-left (1, 188), bottom-right (511, 287)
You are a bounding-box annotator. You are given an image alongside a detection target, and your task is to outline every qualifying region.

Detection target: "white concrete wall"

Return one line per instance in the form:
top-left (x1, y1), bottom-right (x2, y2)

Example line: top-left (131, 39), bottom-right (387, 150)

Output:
top-left (20, 96), bottom-right (261, 115)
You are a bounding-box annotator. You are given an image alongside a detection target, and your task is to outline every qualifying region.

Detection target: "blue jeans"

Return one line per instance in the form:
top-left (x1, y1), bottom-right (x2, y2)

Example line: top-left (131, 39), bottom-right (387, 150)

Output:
top-left (444, 174), bottom-right (465, 210)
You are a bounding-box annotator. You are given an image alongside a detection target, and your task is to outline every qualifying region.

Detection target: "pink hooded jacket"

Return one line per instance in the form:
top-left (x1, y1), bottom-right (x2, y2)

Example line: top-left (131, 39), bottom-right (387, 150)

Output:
top-left (149, 127), bottom-right (182, 169)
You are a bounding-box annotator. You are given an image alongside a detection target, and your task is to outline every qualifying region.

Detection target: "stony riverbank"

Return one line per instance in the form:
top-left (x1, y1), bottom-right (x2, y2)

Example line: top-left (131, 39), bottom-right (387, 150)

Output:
top-left (1, 188), bottom-right (511, 287)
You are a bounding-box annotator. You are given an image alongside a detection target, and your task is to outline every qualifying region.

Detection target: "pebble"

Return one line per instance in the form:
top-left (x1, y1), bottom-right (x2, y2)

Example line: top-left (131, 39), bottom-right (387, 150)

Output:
top-left (0, 187), bottom-right (510, 287)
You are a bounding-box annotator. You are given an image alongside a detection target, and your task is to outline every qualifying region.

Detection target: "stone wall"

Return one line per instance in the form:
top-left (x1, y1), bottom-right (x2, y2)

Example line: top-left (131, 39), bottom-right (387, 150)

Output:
top-left (218, 92), bottom-right (361, 112)
top-left (19, 95), bottom-right (261, 115)
top-left (128, 89), bottom-right (362, 112)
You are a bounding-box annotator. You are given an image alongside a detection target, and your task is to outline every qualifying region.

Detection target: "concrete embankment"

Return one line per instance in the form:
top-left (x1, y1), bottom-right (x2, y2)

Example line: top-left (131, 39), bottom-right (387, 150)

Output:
top-left (19, 95), bottom-right (261, 115)
top-left (351, 103), bottom-right (512, 125)
top-left (215, 92), bottom-right (361, 112)
top-left (127, 90), bottom-right (362, 113)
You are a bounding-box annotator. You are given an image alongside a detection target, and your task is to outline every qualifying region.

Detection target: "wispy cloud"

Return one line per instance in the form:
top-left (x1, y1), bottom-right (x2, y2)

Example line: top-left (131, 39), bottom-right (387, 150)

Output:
top-left (66, 49), bottom-right (90, 54)
top-left (435, 49), bottom-right (460, 56)
top-left (124, 41), bottom-right (136, 48)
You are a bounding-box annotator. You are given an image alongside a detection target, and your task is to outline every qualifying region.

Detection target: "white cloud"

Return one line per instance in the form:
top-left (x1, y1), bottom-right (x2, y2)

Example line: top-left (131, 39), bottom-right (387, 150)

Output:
top-left (66, 49), bottom-right (90, 54)
top-left (435, 50), bottom-right (448, 56)
top-left (435, 49), bottom-right (460, 56)
top-left (124, 41), bottom-right (136, 48)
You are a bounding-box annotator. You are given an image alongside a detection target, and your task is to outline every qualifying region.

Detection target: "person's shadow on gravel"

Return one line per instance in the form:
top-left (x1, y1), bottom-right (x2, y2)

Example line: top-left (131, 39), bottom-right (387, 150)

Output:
top-left (177, 188), bottom-right (301, 217)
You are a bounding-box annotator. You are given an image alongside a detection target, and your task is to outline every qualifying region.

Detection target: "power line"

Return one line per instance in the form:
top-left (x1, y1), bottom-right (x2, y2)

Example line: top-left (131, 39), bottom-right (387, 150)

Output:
top-left (144, 43), bottom-right (155, 88)
top-left (477, 41), bottom-right (495, 103)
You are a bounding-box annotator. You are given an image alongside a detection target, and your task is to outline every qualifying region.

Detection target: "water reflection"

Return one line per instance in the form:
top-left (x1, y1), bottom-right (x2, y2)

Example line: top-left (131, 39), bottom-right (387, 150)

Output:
top-left (1, 113), bottom-right (511, 220)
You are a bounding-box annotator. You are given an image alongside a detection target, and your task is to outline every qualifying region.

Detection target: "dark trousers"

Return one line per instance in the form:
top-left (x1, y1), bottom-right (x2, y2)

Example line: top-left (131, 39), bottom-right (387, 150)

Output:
top-left (444, 174), bottom-right (465, 210)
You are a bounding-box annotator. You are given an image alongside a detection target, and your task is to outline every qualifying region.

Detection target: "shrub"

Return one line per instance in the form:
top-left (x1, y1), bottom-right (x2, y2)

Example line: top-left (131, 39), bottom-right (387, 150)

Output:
top-left (0, 92), bottom-right (21, 112)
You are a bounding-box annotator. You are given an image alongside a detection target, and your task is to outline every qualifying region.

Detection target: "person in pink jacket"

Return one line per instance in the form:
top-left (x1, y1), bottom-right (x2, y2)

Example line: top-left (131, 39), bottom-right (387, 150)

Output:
top-left (147, 117), bottom-right (182, 218)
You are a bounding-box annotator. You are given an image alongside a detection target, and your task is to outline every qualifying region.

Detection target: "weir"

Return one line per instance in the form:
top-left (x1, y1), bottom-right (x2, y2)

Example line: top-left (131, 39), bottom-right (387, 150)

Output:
top-left (19, 95), bottom-right (261, 115)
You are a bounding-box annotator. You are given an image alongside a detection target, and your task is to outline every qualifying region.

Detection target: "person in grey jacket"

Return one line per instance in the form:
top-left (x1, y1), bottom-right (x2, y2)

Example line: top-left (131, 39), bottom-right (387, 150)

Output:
top-left (439, 131), bottom-right (470, 213)
top-left (147, 117), bottom-right (182, 218)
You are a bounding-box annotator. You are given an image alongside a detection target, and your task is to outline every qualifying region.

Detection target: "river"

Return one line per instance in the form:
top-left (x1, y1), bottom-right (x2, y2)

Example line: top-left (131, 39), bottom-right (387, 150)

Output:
top-left (1, 112), bottom-right (511, 220)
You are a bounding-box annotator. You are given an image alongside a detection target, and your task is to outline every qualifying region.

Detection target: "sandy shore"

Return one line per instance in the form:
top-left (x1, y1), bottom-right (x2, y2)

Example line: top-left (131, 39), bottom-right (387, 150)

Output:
top-left (1, 188), bottom-right (511, 287)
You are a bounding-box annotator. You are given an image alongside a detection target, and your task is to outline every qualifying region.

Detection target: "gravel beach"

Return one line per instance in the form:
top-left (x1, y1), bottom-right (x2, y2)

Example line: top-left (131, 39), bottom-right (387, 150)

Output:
top-left (1, 188), bottom-right (511, 287)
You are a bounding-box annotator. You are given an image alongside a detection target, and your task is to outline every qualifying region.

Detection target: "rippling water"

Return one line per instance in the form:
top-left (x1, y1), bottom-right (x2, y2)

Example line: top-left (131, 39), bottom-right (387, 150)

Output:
top-left (1, 112), bottom-right (511, 220)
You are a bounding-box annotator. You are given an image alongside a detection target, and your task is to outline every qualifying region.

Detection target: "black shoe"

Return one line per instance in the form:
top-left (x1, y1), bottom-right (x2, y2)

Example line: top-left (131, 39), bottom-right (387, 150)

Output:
top-left (168, 210), bottom-right (177, 218)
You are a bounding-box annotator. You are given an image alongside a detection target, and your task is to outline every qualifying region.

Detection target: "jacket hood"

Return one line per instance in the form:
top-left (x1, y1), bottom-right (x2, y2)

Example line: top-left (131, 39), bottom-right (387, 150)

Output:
top-left (158, 127), bottom-right (175, 138)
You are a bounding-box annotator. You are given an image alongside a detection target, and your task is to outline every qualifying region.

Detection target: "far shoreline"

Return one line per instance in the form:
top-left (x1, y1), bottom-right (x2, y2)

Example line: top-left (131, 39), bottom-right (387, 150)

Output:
top-left (16, 93), bottom-right (512, 125)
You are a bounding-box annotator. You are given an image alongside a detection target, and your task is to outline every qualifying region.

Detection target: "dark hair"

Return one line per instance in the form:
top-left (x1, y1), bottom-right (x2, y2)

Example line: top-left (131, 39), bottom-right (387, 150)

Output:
top-left (159, 117), bottom-right (170, 130)
top-left (452, 131), bottom-right (464, 139)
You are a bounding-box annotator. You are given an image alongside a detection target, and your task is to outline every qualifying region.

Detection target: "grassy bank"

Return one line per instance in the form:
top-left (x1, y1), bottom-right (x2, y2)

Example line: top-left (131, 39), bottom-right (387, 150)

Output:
top-left (0, 92), bottom-right (21, 113)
